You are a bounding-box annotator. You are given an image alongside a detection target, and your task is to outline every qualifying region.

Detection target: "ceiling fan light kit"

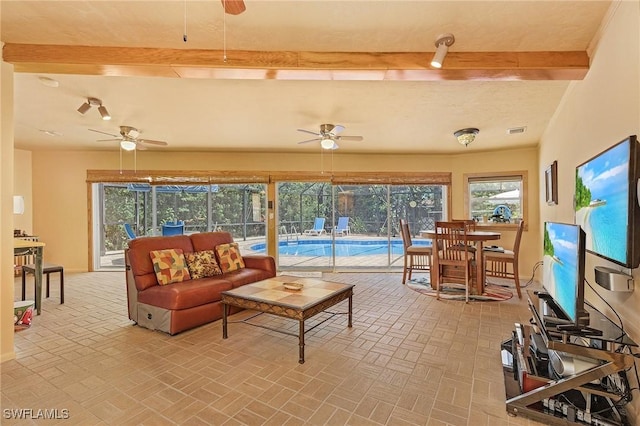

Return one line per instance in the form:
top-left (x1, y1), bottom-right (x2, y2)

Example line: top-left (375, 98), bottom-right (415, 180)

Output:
top-left (431, 33), bottom-right (455, 68)
top-left (321, 137), bottom-right (337, 150)
top-left (120, 140), bottom-right (137, 151)
top-left (454, 128), bottom-right (479, 147)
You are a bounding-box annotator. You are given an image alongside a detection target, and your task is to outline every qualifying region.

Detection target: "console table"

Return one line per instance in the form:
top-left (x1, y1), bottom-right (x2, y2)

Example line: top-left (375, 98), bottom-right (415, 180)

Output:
top-left (503, 290), bottom-right (637, 425)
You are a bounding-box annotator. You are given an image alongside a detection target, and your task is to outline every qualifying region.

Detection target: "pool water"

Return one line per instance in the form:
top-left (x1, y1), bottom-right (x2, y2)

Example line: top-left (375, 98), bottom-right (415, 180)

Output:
top-left (250, 239), bottom-right (431, 256)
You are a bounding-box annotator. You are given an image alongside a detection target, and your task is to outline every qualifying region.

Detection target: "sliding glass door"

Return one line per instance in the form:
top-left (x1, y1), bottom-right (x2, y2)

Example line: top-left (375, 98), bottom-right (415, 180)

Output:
top-left (93, 183), bottom-right (267, 270)
top-left (92, 179), bottom-right (446, 272)
top-left (274, 182), bottom-right (447, 271)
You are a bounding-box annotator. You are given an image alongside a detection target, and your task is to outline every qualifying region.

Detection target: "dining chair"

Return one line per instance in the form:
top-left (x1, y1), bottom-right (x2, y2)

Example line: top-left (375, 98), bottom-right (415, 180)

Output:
top-left (484, 219), bottom-right (525, 298)
top-left (399, 219), bottom-right (432, 284)
top-left (452, 219), bottom-right (477, 231)
top-left (434, 221), bottom-right (475, 303)
top-left (451, 219), bottom-right (477, 254)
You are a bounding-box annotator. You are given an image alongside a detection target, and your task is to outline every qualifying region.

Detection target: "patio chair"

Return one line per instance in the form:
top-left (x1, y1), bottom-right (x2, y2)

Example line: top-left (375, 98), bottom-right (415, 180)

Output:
top-left (399, 219), bottom-right (432, 284)
top-left (333, 216), bottom-right (350, 236)
top-left (303, 218), bottom-right (326, 236)
top-left (124, 223), bottom-right (137, 240)
top-left (162, 222), bottom-right (184, 236)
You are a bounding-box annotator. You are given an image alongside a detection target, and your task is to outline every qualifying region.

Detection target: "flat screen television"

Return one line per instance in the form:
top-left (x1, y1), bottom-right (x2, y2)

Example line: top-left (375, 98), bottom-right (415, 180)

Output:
top-left (575, 135), bottom-right (640, 269)
top-left (542, 222), bottom-right (589, 327)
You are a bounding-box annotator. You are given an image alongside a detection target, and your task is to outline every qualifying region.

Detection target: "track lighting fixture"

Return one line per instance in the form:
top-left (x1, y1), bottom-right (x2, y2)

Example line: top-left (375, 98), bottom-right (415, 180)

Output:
top-left (77, 97), bottom-right (111, 120)
top-left (98, 105), bottom-right (111, 120)
top-left (454, 128), bottom-right (479, 147)
top-left (431, 33), bottom-right (455, 69)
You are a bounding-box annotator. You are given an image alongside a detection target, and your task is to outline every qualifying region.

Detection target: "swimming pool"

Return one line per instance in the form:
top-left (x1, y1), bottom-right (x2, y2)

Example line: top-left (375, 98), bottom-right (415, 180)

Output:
top-left (250, 239), bottom-right (431, 256)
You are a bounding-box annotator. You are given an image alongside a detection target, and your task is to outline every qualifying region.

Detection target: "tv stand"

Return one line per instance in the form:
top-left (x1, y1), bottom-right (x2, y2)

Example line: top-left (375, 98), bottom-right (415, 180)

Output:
top-left (502, 290), bottom-right (637, 425)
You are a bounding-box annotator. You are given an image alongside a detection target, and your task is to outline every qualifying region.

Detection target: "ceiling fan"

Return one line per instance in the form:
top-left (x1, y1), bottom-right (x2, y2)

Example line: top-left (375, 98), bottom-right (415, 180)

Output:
top-left (89, 126), bottom-right (169, 151)
top-left (297, 124), bottom-right (364, 150)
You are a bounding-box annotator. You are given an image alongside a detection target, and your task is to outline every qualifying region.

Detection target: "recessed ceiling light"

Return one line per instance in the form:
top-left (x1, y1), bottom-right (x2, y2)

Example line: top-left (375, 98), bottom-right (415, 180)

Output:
top-left (39, 129), bottom-right (62, 137)
top-left (38, 76), bottom-right (59, 88)
top-left (507, 126), bottom-right (527, 135)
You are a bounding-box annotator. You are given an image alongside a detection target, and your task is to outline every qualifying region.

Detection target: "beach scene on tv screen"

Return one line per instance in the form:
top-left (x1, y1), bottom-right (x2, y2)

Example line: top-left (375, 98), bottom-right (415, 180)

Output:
top-left (543, 223), bottom-right (578, 322)
top-left (575, 141), bottom-right (629, 265)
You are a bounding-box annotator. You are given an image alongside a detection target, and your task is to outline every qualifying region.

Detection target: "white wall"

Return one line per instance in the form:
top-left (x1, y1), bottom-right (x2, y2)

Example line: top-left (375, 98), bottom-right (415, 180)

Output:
top-left (539, 1), bottom-right (640, 421)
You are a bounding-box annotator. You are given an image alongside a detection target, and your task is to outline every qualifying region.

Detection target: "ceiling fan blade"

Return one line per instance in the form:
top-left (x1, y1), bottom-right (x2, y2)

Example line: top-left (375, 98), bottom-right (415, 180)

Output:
top-left (297, 129), bottom-right (321, 136)
top-left (336, 135), bottom-right (364, 141)
top-left (135, 144), bottom-right (148, 151)
top-left (139, 139), bottom-right (168, 146)
top-left (89, 128), bottom-right (119, 137)
top-left (332, 125), bottom-right (345, 135)
top-left (221, 0), bottom-right (245, 15)
top-left (96, 138), bottom-right (122, 142)
top-left (297, 138), bottom-right (322, 144)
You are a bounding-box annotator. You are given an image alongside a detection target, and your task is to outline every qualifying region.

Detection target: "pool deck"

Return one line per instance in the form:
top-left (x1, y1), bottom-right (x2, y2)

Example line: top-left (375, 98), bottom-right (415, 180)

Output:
top-left (100, 233), bottom-right (423, 271)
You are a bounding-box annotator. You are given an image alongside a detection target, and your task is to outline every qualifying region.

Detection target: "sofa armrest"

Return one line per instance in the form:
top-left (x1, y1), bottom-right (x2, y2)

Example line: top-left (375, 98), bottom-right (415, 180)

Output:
top-left (243, 255), bottom-right (276, 274)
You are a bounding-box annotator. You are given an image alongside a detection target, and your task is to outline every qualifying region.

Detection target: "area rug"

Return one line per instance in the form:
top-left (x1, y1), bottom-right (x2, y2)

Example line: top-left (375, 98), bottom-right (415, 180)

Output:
top-left (406, 277), bottom-right (513, 301)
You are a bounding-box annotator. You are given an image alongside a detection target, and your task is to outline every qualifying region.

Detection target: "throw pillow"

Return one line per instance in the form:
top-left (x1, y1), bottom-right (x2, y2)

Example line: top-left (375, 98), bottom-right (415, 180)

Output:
top-left (215, 242), bottom-right (245, 273)
top-left (184, 250), bottom-right (222, 279)
top-left (150, 249), bottom-right (191, 285)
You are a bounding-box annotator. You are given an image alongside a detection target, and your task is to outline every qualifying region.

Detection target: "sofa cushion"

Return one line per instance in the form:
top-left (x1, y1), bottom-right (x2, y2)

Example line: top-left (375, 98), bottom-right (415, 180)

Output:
top-left (190, 231), bottom-right (234, 252)
top-left (150, 249), bottom-right (191, 285)
top-left (223, 267), bottom-right (277, 288)
top-left (184, 250), bottom-right (222, 279)
top-left (138, 276), bottom-right (233, 310)
top-left (215, 242), bottom-right (245, 272)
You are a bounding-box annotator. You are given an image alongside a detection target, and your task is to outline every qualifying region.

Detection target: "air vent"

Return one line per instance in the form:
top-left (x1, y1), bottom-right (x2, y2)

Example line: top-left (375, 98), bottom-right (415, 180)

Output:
top-left (507, 126), bottom-right (527, 135)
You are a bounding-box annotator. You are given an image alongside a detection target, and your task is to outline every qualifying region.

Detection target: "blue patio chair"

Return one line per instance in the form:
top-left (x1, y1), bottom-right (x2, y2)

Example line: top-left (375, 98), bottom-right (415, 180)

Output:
top-left (303, 218), bottom-right (326, 236)
top-left (162, 222), bottom-right (184, 236)
top-left (333, 216), bottom-right (350, 236)
top-left (124, 223), bottom-right (137, 240)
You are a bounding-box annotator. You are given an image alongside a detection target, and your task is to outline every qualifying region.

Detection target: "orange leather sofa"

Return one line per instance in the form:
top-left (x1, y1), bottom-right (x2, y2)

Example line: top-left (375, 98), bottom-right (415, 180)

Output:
top-left (125, 232), bottom-right (276, 335)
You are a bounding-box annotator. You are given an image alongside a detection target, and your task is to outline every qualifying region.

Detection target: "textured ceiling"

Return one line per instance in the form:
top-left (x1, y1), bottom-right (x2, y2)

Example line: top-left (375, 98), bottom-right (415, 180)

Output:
top-left (1, 1), bottom-right (612, 154)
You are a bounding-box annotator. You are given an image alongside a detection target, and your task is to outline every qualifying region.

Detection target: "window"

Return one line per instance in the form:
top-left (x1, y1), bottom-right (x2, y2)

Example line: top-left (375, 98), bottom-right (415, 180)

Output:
top-left (464, 172), bottom-right (527, 227)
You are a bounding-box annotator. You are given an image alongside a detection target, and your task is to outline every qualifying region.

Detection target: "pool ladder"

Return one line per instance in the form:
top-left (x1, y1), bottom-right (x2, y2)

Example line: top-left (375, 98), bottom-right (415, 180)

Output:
top-left (280, 225), bottom-right (299, 244)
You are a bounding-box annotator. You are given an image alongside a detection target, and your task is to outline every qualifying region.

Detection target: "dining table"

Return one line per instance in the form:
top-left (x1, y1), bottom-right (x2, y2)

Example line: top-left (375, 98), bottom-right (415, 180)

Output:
top-left (420, 229), bottom-right (501, 295)
top-left (14, 238), bottom-right (46, 315)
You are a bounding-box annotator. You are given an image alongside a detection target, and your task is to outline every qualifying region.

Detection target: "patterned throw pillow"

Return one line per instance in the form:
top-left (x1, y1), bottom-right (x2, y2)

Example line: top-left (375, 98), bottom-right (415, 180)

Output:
top-left (150, 249), bottom-right (191, 285)
top-left (215, 242), bottom-right (245, 273)
top-left (184, 250), bottom-right (222, 279)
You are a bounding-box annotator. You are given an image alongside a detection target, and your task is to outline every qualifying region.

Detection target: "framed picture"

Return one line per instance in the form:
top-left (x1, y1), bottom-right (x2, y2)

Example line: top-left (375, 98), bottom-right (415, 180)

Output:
top-left (545, 160), bottom-right (558, 205)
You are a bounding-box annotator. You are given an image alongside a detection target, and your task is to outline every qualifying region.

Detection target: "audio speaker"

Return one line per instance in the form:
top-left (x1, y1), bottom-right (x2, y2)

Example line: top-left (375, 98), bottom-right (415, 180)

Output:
top-left (594, 266), bottom-right (634, 292)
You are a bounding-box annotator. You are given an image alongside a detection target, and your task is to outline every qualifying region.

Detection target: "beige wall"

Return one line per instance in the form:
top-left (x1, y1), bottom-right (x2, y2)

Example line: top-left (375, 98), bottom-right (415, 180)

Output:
top-left (13, 149), bottom-right (32, 234)
top-left (29, 147), bottom-right (540, 276)
top-left (1, 61), bottom-right (16, 362)
top-left (540, 1), bottom-right (640, 420)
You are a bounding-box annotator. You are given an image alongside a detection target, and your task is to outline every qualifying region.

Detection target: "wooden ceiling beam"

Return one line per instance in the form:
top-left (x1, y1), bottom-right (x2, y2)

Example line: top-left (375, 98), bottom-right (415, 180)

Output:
top-left (3, 43), bottom-right (589, 81)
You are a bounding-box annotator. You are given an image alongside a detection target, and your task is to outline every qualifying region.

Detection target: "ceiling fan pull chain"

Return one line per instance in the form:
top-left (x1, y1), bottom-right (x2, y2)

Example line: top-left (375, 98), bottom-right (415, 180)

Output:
top-left (183, 0), bottom-right (188, 42)
top-left (223, 0), bottom-right (227, 62)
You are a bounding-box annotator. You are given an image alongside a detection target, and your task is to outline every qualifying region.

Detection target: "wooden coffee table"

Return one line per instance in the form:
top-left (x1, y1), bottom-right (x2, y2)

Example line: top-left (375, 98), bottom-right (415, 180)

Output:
top-left (221, 276), bottom-right (354, 363)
